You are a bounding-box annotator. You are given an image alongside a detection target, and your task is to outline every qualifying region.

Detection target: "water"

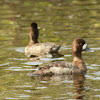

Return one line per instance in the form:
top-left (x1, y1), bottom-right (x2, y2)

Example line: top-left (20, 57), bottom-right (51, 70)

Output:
top-left (0, 0), bottom-right (100, 100)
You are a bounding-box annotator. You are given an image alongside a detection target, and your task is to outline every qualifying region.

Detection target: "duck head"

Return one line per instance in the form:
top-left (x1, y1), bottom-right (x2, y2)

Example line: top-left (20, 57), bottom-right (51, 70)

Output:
top-left (72, 38), bottom-right (93, 70)
top-left (72, 38), bottom-right (92, 59)
top-left (31, 22), bottom-right (38, 29)
top-left (29, 22), bottom-right (39, 45)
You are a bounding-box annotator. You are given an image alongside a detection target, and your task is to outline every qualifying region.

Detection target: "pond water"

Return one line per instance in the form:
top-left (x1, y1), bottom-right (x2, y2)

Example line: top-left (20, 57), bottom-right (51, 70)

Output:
top-left (0, 0), bottom-right (100, 100)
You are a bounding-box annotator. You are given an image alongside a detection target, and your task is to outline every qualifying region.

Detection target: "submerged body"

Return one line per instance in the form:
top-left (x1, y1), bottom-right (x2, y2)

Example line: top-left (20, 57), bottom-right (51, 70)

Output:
top-left (33, 38), bottom-right (92, 75)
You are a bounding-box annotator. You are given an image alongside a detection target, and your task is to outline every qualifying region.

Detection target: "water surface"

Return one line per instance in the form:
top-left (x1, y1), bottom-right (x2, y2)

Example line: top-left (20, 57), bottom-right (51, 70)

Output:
top-left (0, 0), bottom-right (100, 100)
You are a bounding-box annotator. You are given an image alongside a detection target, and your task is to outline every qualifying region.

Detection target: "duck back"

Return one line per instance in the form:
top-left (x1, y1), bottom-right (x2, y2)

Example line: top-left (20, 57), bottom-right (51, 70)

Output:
top-left (25, 42), bottom-right (58, 55)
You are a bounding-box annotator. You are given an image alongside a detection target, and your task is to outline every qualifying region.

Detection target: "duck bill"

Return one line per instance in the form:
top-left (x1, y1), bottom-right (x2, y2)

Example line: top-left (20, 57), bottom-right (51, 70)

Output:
top-left (82, 44), bottom-right (94, 52)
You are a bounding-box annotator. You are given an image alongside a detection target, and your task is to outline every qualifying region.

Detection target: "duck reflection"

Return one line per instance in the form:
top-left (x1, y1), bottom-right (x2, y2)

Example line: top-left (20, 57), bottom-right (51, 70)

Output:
top-left (73, 74), bottom-right (85, 100)
top-left (29, 52), bottom-right (63, 59)
top-left (31, 74), bottom-right (85, 100)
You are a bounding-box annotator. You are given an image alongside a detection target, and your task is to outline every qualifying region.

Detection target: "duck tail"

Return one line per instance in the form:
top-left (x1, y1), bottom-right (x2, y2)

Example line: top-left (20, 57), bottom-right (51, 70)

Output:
top-left (49, 45), bottom-right (61, 54)
top-left (49, 45), bottom-right (63, 58)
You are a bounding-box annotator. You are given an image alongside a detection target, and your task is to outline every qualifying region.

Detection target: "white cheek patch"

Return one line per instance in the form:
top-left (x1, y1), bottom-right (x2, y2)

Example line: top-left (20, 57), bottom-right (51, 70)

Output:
top-left (82, 44), bottom-right (87, 50)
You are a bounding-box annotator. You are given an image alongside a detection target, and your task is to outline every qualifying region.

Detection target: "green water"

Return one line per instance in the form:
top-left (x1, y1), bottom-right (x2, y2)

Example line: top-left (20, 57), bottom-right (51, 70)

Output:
top-left (0, 0), bottom-right (100, 100)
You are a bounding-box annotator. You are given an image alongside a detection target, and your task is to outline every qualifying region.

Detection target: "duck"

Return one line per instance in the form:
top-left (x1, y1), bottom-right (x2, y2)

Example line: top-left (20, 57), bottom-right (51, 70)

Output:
top-left (33, 38), bottom-right (93, 75)
top-left (25, 23), bottom-right (62, 57)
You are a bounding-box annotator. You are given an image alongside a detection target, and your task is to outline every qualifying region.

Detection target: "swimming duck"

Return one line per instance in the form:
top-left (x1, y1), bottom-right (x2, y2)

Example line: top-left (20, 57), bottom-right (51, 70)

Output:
top-left (25, 23), bottom-right (62, 57)
top-left (33, 38), bottom-right (92, 75)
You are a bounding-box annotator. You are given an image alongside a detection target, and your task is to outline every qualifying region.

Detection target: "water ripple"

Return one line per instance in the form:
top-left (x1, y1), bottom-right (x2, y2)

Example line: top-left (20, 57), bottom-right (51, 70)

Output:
top-left (23, 61), bottom-right (43, 65)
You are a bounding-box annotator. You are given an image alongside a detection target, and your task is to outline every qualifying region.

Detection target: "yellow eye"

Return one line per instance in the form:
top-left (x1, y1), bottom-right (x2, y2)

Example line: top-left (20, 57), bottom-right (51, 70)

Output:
top-left (80, 43), bottom-right (82, 45)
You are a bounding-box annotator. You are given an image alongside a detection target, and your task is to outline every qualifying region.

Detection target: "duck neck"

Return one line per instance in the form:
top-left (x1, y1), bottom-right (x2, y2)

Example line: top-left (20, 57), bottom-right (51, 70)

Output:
top-left (72, 51), bottom-right (85, 69)
top-left (29, 27), bottom-right (39, 45)
top-left (73, 51), bottom-right (83, 61)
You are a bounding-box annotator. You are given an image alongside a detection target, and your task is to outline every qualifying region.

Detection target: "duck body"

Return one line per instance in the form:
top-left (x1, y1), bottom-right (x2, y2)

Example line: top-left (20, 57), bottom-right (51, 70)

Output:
top-left (33, 38), bottom-right (92, 75)
top-left (33, 61), bottom-right (86, 75)
top-left (25, 23), bottom-right (61, 57)
top-left (25, 42), bottom-right (60, 55)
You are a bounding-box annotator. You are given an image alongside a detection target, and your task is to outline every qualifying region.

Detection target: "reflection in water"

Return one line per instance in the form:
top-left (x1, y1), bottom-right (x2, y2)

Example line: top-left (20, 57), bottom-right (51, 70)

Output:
top-left (29, 53), bottom-right (64, 59)
top-left (27, 54), bottom-right (65, 63)
top-left (31, 74), bottom-right (85, 99)
top-left (73, 75), bottom-right (85, 100)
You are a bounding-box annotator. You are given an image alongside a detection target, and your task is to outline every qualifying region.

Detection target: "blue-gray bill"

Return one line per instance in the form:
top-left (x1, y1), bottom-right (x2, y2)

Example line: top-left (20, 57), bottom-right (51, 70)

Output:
top-left (82, 44), bottom-right (94, 52)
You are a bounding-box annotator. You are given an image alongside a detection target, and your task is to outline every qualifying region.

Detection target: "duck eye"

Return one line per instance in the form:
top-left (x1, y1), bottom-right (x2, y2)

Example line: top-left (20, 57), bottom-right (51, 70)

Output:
top-left (80, 43), bottom-right (82, 45)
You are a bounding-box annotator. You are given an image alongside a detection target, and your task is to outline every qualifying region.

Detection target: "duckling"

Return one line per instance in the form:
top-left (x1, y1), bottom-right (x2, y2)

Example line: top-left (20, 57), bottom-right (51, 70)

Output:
top-left (33, 38), bottom-right (93, 75)
top-left (25, 23), bottom-right (62, 57)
